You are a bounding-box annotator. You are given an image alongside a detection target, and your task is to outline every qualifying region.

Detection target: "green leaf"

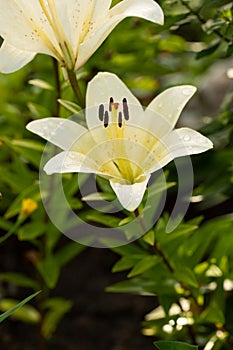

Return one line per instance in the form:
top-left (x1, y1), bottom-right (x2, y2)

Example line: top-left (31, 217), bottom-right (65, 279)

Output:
top-left (106, 279), bottom-right (156, 295)
top-left (143, 230), bottom-right (155, 246)
top-left (81, 192), bottom-right (115, 201)
top-left (200, 300), bottom-right (225, 325)
top-left (28, 79), bottom-right (54, 91)
top-left (58, 99), bottom-right (82, 114)
top-left (4, 184), bottom-right (39, 219)
top-left (0, 272), bottom-right (40, 290)
top-left (0, 218), bottom-right (12, 231)
top-left (157, 295), bottom-right (174, 315)
top-left (37, 256), bottom-right (59, 289)
top-left (196, 42), bottom-right (220, 59)
top-left (10, 139), bottom-right (44, 167)
top-left (175, 266), bottom-right (199, 288)
top-left (0, 291), bottom-right (41, 323)
top-left (18, 222), bottom-right (47, 241)
top-left (226, 43), bottom-right (233, 57)
top-left (154, 341), bottom-right (198, 350)
top-left (82, 212), bottom-right (120, 227)
top-left (0, 165), bottom-right (32, 193)
top-left (41, 298), bottom-right (72, 339)
top-left (205, 0), bottom-right (233, 6)
top-left (27, 102), bottom-right (51, 118)
top-left (128, 256), bottom-right (159, 277)
top-left (118, 216), bottom-right (134, 226)
top-left (112, 256), bottom-right (139, 272)
top-left (112, 243), bottom-right (147, 257)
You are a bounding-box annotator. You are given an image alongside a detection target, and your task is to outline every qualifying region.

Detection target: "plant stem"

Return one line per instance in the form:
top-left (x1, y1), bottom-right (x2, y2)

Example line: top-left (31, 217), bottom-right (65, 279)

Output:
top-left (66, 69), bottom-right (85, 108)
top-left (180, 0), bottom-right (231, 43)
top-left (134, 208), bottom-right (174, 273)
top-left (153, 242), bottom-right (175, 273)
top-left (52, 58), bottom-right (61, 117)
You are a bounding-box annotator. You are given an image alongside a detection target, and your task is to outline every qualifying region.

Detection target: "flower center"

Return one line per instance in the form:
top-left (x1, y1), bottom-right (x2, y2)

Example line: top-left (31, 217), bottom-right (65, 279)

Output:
top-left (98, 97), bottom-right (129, 134)
top-left (97, 97), bottom-right (136, 183)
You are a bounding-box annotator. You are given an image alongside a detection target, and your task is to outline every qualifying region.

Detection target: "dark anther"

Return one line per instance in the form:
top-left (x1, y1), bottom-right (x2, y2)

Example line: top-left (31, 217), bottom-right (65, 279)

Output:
top-left (122, 97), bottom-right (129, 120)
top-left (118, 112), bottom-right (123, 128)
top-left (98, 104), bottom-right (104, 121)
top-left (104, 111), bottom-right (109, 128)
top-left (109, 97), bottom-right (114, 111)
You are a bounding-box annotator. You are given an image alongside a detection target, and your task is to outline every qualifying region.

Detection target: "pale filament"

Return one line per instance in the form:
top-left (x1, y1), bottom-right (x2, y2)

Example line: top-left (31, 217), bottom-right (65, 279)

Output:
top-left (39, 0), bottom-right (75, 68)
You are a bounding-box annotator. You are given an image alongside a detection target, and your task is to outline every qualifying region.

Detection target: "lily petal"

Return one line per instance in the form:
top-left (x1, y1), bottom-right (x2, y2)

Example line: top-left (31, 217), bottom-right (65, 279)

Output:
top-left (26, 118), bottom-right (87, 150)
top-left (75, 0), bottom-right (164, 70)
top-left (0, 41), bottom-right (36, 73)
top-left (86, 72), bottom-right (143, 130)
top-left (144, 128), bottom-right (213, 174)
top-left (145, 85), bottom-right (197, 136)
top-left (44, 151), bottom-right (99, 175)
top-left (0, 0), bottom-right (57, 55)
top-left (44, 150), bottom-right (123, 181)
top-left (110, 175), bottom-right (151, 211)
top-left (51, 0), bottom-right (103, 54)
top-left (109, 0), bottom-right (164, 24)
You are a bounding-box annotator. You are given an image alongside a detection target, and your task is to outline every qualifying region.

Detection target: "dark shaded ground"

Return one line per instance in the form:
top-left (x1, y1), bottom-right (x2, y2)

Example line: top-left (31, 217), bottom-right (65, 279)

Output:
top-left (0, 244), bottom-right (157, 350)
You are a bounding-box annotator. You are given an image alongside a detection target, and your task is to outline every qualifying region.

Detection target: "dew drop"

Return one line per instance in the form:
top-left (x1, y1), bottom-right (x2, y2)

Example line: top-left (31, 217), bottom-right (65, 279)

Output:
top-left (182, 88), bottom-right (191, 96)
top-left (50, 130), bottom-right (56, 136)
top-left (183, 134), bottom-right (191, 142)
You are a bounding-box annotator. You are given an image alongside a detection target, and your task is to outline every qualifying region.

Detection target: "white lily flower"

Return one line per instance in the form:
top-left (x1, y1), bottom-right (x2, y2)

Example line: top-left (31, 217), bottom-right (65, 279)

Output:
top-left (0, 0), bottom-right (164, 73)
top-left (26, 72), bottom-right (213, 211)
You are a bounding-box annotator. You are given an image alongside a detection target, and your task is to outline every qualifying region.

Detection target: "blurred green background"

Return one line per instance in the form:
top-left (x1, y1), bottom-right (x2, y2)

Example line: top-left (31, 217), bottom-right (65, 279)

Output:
top-left (0, 1), bottom-right (233, 349)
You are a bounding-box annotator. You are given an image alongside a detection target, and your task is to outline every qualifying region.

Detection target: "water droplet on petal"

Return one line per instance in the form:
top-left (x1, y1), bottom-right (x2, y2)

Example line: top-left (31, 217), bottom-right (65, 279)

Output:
top-left (183, 135), bottom-right (191, 142)
top-left (182, 88), bottom-right (191, 96)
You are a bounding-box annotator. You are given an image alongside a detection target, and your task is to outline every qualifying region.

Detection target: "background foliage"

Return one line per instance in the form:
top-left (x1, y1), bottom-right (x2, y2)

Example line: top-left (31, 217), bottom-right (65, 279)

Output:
top-left (0, 0), bottom-right (233, 349)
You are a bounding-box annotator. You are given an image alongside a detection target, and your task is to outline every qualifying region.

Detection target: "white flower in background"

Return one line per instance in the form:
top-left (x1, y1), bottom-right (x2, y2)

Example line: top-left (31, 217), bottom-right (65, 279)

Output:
top-left (26, 72), bottom-right (213, 211)
top-left (0, 0), bottom-right (164, 73)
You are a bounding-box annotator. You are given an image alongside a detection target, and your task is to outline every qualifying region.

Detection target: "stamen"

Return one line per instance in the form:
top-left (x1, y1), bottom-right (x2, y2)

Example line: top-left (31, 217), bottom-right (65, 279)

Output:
top-left (109, 97), bottom-right (114, 111)
top-left (98, 104), bottom-right (104, 121)
top-left (122, 98), bottom-right (129, 120)
top-left (104, 111), bottom-right (109, 128)
top-left (118, 112), bottom-right (123, 128)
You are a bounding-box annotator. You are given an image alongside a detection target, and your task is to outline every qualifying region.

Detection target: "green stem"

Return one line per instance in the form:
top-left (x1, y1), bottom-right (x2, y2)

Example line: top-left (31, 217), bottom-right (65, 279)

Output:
top-left (180, 0), bottom-right (231, 43)
top-left (66, 69), bottom-right (85, 109)
top-left (0, 217), bottom-right (24, 244)
top-left (134, 208), bottom-right (174, 273)
top-left (52, 58), bottom-right (61, 117)
top-left (154, 242), bottom-right (175, 273)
